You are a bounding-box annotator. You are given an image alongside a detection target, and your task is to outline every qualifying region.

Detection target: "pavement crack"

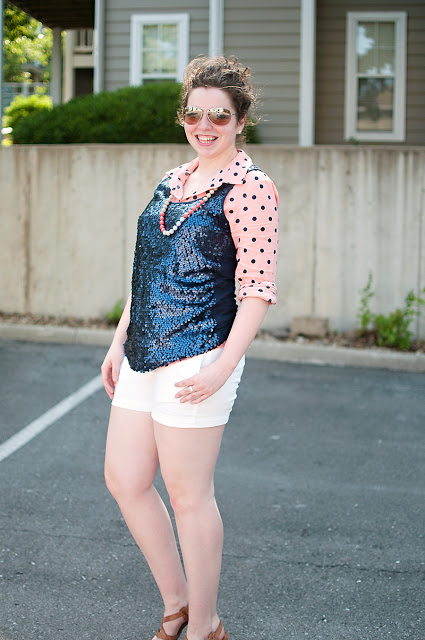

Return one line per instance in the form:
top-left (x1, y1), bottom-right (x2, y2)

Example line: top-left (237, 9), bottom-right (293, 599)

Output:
top-left (222, 553), bottom-right (424, 575)
top-left (0, 526), bottom-right (136, 548)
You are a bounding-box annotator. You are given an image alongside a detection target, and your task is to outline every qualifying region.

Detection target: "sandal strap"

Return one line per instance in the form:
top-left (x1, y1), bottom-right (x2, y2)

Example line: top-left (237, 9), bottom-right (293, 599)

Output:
top-left (183, 619), bottom-right (229, 640)
top-left (156, 606), bottom-right (189, 640)
top-left (208, 620), bottom-right (229, 640)
top-left (162, 605), bottom-right (189, 624)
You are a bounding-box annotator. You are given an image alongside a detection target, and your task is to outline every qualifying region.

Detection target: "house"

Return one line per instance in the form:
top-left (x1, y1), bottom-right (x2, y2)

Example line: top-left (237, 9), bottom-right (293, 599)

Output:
top-left (4, 0), bottom-right (425, 144)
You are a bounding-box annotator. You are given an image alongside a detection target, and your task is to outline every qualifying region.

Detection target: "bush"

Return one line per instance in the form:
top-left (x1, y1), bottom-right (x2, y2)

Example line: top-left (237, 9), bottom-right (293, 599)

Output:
top-left (244, 122), bottom-right (260, 144)
top-left (3, 92), bottom-right (52, 132)
top-left (12, 83), bottom-right (188, 144)
top-left (11, 82), bottom-right (261, 144)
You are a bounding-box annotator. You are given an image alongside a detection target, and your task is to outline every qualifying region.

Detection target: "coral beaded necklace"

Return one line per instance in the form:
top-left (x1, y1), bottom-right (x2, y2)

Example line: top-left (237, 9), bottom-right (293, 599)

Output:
top-left (159, 188), bottom-right (218, 236)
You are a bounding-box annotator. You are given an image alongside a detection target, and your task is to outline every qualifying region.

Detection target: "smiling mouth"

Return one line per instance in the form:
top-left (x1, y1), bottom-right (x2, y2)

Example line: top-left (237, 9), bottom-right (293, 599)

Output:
top-left (196, 135), bottom-right (218, 144)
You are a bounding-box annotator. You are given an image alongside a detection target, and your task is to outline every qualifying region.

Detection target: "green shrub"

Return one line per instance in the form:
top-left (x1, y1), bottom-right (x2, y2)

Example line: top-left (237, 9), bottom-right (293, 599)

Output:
top-left (3, 92), bottom-right (52, 132)
top-left (11, 82), bottom-right (261, 144)
top-left (12, 83), bottom-right (187, 144)
top-left (244, 122), bottom-right (260, 143)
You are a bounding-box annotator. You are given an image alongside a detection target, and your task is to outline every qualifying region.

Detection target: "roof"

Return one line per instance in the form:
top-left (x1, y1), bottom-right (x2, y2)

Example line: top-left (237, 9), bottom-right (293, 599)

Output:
top-left (7, 0), bottom-right (95, 29)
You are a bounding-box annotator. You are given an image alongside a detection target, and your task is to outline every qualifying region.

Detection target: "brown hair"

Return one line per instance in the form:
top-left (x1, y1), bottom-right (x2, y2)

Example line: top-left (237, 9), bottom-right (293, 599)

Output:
top-left (179, 56), bottom-right (257, 142)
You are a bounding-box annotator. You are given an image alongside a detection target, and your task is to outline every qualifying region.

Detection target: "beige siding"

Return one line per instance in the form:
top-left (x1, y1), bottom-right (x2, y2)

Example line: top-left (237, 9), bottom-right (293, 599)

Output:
top-left (223, 0), bottom-right (301, 144)
top-left (104, 0), bottom-right (209, 92)
top-left (316, 0), bottom-right (425, 145)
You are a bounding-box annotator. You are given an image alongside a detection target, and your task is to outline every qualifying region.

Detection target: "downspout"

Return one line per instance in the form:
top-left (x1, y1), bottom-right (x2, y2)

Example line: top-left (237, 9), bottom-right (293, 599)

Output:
top-left (298, 0), bottom-right (316, 145)
top-left (209, 0), bottom-right (224, 56)
top-left (94, 0), bottom-right (105, 93)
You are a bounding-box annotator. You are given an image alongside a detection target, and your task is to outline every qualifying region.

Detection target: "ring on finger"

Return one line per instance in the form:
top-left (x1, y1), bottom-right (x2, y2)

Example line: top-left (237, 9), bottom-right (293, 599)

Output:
top-left (189, 385), bottom-right (194, 393)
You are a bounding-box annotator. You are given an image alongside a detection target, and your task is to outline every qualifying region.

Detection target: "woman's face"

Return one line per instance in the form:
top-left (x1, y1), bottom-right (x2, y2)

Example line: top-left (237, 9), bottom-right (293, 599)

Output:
top-left (183, 87), bottom-right (245, 164)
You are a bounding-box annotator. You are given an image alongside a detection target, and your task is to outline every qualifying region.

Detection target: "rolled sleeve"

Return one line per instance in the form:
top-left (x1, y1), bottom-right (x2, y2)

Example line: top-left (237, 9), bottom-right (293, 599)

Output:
top-left (224, 170), bottom-right (279, 305)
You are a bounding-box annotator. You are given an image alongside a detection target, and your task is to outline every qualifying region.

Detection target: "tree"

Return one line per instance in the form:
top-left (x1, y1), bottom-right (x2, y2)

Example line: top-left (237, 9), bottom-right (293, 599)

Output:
top-left (3, 4), bottom-right (52, 82)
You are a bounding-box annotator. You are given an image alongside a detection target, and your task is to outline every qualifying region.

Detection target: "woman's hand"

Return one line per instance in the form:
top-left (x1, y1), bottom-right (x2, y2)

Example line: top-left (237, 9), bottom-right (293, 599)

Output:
top-left (174, 299), bottom-right (270, 404)
top-left (174, 357), bottom-right (235, 404)
top-left (101, 293), bottom-right (131, 399)
top-left (101, 341), bottom-right (125, 399)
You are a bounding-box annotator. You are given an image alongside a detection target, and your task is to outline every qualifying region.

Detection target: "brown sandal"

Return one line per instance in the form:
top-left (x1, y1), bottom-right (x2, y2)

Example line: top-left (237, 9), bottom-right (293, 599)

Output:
top-left (208, 621), bottom-right (229, 640)
top-left (183, 620), bottom-right (229, 640)
top-left (155, 605), bottom-right (189, 640)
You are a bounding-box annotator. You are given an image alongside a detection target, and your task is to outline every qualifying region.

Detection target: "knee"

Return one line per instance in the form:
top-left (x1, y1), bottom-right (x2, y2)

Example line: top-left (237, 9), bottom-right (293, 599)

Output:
top-left (168, 491), bottom-right (194, 517)
top-left (104, 463), bottom-right (124, 502)
top-left (104, 463), bottom-right (153, 504)
top-left (168, 486), bottom-right (214, 518)
top-left (104, 464), bottom-right (121, 500)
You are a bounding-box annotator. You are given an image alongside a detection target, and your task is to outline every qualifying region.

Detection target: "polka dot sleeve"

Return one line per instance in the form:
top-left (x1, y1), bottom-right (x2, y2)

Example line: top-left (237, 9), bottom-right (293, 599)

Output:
top-left (224, 170), bottom-right (279, 304)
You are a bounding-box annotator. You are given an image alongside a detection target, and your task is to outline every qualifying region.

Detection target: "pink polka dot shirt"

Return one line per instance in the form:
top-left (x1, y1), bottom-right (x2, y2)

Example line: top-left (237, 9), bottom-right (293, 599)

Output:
top-left (166, 150), bottom-right (278, 305)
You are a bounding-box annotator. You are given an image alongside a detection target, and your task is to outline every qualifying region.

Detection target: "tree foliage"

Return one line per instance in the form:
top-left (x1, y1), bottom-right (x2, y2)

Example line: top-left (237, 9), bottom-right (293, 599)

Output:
top-left (3, 92), bottom-right (52, 130)
top-left (3, 4), bottom-right (52, 82)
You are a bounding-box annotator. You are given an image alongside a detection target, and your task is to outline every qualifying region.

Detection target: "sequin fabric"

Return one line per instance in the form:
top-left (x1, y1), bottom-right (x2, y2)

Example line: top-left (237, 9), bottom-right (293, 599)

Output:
top-left (124, 178), bottom-right (238, 373)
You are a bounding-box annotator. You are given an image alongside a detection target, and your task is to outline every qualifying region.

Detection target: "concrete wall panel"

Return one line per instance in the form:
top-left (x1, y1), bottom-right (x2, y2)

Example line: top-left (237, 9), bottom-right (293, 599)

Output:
top-left (2, 144), bottom-right (424, 338)
top-left (0, 148), bottom-right (29, 313)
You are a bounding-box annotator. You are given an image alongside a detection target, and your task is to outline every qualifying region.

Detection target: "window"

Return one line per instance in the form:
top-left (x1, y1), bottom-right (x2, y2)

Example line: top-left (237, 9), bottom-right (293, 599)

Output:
top-left (345, 12), bottom-right (407, 142)
top-left (130, 13), bottom-right (189, 85)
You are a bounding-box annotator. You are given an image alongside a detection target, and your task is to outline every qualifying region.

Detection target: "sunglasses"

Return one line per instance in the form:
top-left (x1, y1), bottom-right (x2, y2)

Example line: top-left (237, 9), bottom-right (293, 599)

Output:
top-left (180, 106), bottom-right (237, 126)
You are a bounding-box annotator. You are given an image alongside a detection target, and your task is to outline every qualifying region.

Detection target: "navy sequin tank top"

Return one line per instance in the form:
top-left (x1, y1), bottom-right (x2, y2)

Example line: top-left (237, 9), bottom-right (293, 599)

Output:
top-left (124, 177), bottom-right (238, 372)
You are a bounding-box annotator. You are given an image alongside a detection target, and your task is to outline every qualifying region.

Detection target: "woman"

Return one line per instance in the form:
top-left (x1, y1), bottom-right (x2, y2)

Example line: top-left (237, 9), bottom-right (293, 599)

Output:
top-left (101, 56), bottom-right (278, 640)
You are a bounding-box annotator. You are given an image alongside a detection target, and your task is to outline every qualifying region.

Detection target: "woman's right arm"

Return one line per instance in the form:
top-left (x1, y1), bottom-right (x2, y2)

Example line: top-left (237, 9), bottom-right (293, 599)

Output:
top-left (101, 293), bottom-right (131, 399)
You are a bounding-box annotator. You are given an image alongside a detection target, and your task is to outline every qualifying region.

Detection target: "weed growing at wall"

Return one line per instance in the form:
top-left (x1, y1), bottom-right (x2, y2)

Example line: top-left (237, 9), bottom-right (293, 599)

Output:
top-left (357, 272), bottom-right (425, 350)
top-left (357, 271), bottom-right (375, 333)
top-left (106, 300), bottom-right (125, 326)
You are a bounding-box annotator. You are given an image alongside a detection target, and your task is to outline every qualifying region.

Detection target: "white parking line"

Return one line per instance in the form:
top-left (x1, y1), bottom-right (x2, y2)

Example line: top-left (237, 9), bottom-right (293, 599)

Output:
top-left (0, 374), bottom-right (104, 463)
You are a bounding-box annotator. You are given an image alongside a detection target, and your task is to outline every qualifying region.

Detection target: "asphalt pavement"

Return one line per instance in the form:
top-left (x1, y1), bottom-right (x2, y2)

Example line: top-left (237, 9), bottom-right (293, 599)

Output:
top-left (0, 339), bottom-right (424, 640)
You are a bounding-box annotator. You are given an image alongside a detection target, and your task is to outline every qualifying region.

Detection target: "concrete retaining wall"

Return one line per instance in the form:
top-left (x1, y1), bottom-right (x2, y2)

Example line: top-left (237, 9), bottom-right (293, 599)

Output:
top-left (1, 144), bottom-right (424, 337)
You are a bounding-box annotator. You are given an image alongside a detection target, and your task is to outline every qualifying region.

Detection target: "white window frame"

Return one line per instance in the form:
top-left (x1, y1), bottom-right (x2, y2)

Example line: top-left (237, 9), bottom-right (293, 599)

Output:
top-left (130, 13), bottom-right (189, 86)
top-left (344, 11), bottom-right (407, 142)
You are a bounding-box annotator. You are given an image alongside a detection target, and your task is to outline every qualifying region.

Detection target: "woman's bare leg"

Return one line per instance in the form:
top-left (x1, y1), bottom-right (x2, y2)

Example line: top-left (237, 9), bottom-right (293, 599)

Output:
top-left (105, 406), bottom-right (188, 638)
top-left (154, 422), bottom-right (226, 640)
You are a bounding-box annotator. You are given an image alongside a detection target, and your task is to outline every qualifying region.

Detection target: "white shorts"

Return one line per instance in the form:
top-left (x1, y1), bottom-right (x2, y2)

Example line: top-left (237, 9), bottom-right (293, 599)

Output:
top-left (111, 346), bottom-right (245, 428)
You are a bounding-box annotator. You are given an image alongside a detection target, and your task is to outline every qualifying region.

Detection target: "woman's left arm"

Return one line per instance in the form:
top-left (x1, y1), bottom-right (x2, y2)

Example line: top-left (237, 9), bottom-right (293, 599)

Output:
top-left (174, 297), bottom-right (269, 404)
top-left (175, 168), bottom-right (278, 404)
